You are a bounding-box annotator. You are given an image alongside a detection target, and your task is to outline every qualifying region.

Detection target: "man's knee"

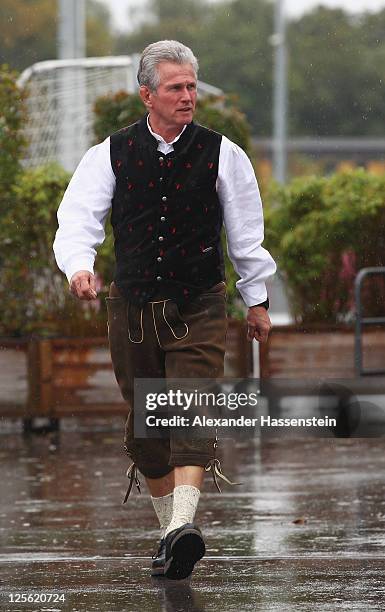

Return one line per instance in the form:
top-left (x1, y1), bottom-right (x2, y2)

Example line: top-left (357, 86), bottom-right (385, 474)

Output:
top-left (169, 437), bottom-right (216, 468)
top-left (124, 438), bottom-right (173, 479)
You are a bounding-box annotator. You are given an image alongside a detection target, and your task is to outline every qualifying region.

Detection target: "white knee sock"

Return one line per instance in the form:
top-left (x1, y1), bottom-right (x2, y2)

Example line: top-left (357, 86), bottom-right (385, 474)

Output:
top-left (164, 485), bottom-right (201, 537)
top-left (151, 492), bottom-right (174, 539)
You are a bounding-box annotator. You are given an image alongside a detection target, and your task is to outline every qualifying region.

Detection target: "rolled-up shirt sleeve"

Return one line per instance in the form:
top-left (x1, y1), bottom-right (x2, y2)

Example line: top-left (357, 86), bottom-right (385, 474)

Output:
top-left (53, 136), bottom-right (115, 283)
top-left (217, 135), bottom-right (277, 307)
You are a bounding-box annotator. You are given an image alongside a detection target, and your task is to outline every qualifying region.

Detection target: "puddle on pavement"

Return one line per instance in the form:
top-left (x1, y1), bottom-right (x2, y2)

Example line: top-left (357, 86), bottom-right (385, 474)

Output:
top-left (1, 424), bottom-right (385, 609)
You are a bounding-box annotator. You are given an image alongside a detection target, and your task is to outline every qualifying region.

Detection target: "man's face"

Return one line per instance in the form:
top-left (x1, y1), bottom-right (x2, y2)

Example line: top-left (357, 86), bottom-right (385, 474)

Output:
top-left (140, 61), bottom-right (197, 130)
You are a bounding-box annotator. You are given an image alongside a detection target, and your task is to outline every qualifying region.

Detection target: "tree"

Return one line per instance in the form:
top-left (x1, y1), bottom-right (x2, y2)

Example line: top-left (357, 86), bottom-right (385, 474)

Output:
top-left (115, 0), bottom-right (274, 136)
top-left (0, 0), bottom-right (56, 70)
top-left (288, 7), bottom-right (385, 136)
top-left (0, 0), bottom-right (114, 72)
top-left (115, 0), bottom-right (385, 137)
top-left (196, 0), bottom-right (274, 136)
top-left (151, 0), bottom-right (209, 21)
top-left (0, 65), bottom-right (27, 211)
top-left (86, 0), bottom-right (114, 56)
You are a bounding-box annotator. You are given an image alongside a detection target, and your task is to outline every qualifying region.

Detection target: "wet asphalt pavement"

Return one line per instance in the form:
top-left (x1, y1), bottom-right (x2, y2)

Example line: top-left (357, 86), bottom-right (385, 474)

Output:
top-left (1, 419), bottom-right (385, 611)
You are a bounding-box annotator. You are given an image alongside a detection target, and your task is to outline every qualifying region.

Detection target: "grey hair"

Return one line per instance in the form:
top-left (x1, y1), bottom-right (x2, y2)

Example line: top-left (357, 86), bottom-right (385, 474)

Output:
top-left (137, 40), bottom-right (199, 91)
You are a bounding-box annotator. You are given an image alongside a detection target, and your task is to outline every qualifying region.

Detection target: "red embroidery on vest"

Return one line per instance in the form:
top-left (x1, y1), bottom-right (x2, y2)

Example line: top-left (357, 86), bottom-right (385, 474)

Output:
top-left (175, 183), bottom-right (182, 190)
top-left (148, 181), bottom-right (155, 188)
top-left (138, 160), bottom-right (144, 166)
top-left (116, 159), bottom-right (122, 169)
top-left (185, 162), bottom-right (192, 169)
top-left (208, 162), bottom-right (214, 169)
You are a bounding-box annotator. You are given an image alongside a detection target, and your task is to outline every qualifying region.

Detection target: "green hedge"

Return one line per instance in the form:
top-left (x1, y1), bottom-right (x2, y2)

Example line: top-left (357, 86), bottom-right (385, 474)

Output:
top-left (0, 164), bottom-right (109, 336)
top-left (0, 65), bottom-right (26, 210)
top-left (2, 164), bottom-right (382, 334)
top-left (264, 169), bottom-right (385, 323)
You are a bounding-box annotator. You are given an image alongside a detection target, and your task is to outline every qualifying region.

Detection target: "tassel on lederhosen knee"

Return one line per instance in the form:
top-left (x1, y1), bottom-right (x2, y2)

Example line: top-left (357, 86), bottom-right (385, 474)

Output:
top-left (122, 461), bottom-right (141, 504)
top-left (204, 429), bottom-right (242, 493)
top-left (122, 444), bottom-right (141, 504)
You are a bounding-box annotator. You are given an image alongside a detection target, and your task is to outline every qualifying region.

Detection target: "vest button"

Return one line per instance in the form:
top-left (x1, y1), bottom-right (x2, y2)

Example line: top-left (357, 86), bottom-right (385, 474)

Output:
top-left (162, 196), bottom-right (167, 202)
top-left (159, 157), bottom-right (164, 162)
top-left (157, 256), bottom-right (162, 262)
top-left (158, 236), bottom-right (164, 241)
top-left (156, 276), bottom-right (162, 281)
top-left (160, 216), bottom-right (166, 222)
top-left (159, 177), bottom-right (163, 181)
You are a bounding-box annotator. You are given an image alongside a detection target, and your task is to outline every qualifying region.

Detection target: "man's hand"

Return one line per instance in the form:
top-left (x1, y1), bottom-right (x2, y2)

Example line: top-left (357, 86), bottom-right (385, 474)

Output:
top-left (246, 306), bottom-right (272, 343)
top-left (70, 270), bottom-right (97, 300)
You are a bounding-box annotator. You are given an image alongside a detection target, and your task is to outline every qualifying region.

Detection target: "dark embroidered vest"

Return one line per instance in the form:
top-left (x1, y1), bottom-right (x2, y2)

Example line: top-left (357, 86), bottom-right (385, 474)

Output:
top-left (109, 116), bottom-right (225, 305)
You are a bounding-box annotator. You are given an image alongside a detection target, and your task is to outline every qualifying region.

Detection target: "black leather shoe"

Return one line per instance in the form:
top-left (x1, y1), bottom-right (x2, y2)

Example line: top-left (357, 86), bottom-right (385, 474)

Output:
top-left (151, 538), bottom-right (166, 577)
top-left (164, 523), bottom-right (205, 580)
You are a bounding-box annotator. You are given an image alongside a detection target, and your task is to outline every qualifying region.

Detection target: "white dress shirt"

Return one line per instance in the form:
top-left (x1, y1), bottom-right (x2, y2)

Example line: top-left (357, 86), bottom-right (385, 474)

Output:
top-left (53, 121), bottom-right (276, 307)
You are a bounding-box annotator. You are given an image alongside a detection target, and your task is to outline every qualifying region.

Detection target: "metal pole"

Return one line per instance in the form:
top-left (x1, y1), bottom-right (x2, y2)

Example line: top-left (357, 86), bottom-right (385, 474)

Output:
top-left (272, 0), bottom-right (288, 183)
top-left (57, 0), bottom-right (86, 171)
top-left (266, 1), bottom-right (291, 348)
top-left (58, 0), bottom-right (85, 59)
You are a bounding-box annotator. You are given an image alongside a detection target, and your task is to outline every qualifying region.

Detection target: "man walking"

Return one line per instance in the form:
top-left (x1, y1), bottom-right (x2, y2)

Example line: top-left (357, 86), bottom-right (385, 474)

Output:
top-left (53, 40), bottom-right (276, 580)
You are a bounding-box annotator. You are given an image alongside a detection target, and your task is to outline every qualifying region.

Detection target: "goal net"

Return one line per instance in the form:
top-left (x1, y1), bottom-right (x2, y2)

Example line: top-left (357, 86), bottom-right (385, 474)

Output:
top-left (17, 56), bottom-right (140, 172)
top-left (17, 56), bottom-right (223, 173)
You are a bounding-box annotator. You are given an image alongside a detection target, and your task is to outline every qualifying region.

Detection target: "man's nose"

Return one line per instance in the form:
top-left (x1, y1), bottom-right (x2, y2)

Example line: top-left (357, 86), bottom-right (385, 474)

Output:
top-left (181, 86), bottom-right (193, 101)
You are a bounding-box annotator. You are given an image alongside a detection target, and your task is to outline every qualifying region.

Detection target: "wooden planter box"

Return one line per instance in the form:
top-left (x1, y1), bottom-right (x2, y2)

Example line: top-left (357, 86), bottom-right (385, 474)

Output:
top-left (260, 324), bottom-right (385, 380)
top-left (0, 318), bottom-right (251, 423)
top-left (257, 325), bottom-right (385, 435)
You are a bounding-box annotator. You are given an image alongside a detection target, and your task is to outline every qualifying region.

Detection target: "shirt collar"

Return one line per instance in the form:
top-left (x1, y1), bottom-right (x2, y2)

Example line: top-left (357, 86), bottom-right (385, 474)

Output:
top-left (146, 115), bottom-right (187, 146)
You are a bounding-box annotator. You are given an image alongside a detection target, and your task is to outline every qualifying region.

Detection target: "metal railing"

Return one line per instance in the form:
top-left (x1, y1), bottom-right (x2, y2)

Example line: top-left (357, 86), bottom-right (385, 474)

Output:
top-left (354, 267), bottom-right (385, 376)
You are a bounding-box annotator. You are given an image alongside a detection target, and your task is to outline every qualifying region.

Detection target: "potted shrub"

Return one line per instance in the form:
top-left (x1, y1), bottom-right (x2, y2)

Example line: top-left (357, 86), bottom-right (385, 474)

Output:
top-left (262, 169), bottom-right (385, 379)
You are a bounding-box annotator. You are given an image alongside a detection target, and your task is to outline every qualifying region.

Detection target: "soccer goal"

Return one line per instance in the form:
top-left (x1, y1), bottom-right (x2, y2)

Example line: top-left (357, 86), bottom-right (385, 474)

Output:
top-left (17, 56), bottom-right (223, 173)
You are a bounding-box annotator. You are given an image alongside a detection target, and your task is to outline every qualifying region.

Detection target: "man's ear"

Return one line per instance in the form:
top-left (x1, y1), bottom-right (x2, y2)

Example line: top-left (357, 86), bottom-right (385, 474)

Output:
top-left (139, 85), bottom-right (153, 108)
